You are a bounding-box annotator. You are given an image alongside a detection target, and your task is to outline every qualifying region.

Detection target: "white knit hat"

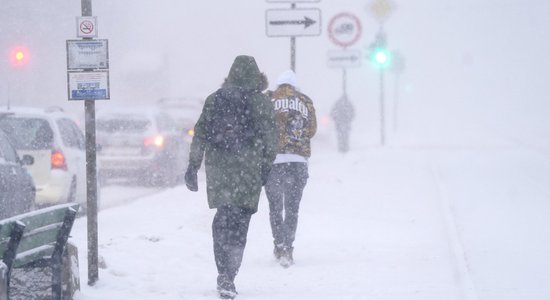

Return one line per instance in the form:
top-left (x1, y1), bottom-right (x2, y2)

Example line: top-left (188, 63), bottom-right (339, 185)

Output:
top-left (276, 70), bottom-right (298, 88)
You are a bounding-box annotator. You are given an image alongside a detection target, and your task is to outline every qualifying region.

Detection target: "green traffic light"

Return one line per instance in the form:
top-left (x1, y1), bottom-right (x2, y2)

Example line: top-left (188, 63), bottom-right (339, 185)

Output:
top-left (375, 52), bottom-right (387, 63)
top-left (371, 48), bottom-right (392, 69)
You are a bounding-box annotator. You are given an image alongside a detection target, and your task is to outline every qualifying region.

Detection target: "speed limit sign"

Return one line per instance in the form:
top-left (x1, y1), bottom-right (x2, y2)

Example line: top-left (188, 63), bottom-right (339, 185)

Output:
top-left (328, 13), bottom-right (362, 48)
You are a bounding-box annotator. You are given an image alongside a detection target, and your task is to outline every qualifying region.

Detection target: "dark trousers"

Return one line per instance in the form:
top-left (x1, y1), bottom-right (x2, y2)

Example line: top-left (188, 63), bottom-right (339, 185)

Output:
top-left (265, 162), bottom-right (308, 248)
top-left (212, 205), bottom-right (253, 282)
top-left (335, 124), bottom-right (351, 153)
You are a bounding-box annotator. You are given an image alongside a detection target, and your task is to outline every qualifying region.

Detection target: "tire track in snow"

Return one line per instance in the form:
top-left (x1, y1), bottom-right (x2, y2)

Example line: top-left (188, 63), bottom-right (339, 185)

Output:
top-left (429, 160), bottom-right (480, 300)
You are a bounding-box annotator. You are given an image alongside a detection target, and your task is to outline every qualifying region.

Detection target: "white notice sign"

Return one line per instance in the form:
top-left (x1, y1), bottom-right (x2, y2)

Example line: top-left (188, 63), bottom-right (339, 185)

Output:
top-left (68, 71), bottom-right (110, 100)
top-left (327, 49), bottom-right (362, 68)
top-left (67, 39), bottom-right (109, 70)
top-left (266, 9), bottom-right (322, 37)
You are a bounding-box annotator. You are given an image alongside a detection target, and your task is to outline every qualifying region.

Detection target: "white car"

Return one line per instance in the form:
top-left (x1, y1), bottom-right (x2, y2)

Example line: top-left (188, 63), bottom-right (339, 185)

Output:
top-left (96, 107), bottom-right (189, 187)
top-left (0, 107), bottom-right (86, 208)
top-left (157, 97), bottom-right (203, 144)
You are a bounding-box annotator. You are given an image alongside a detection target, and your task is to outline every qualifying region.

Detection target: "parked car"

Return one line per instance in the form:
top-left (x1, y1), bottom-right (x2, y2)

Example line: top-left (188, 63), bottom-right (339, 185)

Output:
top-left (156, 97), bottom-right (203, 144)
top-left (0, 107), bottom-right (86, 209)
top-left (96, 107), bottom-right (188, 186)
top-left (0, 128), bottom-right (35, 219)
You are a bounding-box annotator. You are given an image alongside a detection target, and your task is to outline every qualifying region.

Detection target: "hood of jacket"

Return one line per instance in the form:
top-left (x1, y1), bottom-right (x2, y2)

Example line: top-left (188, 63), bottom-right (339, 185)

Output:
top-left (224, 55), bottom-right (267, 92)
top-left (276, 69), bottom-right (299, 89)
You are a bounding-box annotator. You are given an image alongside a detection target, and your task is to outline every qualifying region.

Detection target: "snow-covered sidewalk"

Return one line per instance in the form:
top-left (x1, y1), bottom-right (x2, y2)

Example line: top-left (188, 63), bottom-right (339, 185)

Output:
top-left (71, 145), bottom-right (550, 300)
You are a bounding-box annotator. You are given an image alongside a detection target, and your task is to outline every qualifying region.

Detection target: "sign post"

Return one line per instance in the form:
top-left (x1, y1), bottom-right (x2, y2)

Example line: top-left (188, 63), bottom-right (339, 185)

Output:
top-left (70, 0), bottom-right (109, 286)
top-left (327, 12), bottom-right (361, 153)
top-left (327, 12), bottom-right (362, 96)
top-left (265, 1), bottom-right (322, 72)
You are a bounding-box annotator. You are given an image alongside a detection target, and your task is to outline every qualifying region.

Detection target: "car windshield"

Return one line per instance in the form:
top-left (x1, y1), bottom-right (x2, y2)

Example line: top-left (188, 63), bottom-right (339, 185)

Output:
top-left (97, 117), bottom-right (151, 133)
top-left (0, 117), bottom-right (53, 150)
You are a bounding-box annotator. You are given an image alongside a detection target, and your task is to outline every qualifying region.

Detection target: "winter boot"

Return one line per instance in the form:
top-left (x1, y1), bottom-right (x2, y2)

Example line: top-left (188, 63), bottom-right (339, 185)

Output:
top-left (217, 274), bottom-right (237, 299)
top-left (273, 244), bottom-right (285, 260)
top-left (279, 246), bottom-right (294, 268)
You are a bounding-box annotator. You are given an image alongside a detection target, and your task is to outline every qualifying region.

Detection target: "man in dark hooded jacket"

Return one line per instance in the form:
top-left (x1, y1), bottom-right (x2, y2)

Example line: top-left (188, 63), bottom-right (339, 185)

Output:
top-left (184, 55), bottom-right (277, 299)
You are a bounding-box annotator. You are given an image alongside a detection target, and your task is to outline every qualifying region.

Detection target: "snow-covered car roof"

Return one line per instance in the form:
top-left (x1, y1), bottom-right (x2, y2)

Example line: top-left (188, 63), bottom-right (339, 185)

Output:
top-left (0, 106), bottom-right (73, 120)
top-left (157, 97), bottom-right (203, 109)
top-left (96, 106), bottom-right (168, 120)
top-left (155, 98), bottom-right (203, 131)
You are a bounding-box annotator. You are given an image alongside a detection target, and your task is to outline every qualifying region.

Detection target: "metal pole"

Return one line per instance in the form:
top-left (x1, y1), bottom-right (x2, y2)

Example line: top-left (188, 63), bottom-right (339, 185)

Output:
top-left (85, 101), bottom-right (98, 286)
top-left (393, 73), bottom-right (400, 132)
top-left (291, 37), bottom-right (296, 72)
top-left (6, 80), bottom-right (10, 110)
top-left (82, 0), bottom-right (92, 16)
top-left (81, 0), bottom-right (99, 286)
top-left (380, 69), bottom-right (385, 146)
top-left (290, 3), bottom-right (296, 72)
top-left (342, 68), bottom-right (347, 96)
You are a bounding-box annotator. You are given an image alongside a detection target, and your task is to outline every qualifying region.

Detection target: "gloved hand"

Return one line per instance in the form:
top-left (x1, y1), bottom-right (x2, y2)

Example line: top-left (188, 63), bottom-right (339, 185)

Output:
top-left (185, 167), bottom-right (198, 192)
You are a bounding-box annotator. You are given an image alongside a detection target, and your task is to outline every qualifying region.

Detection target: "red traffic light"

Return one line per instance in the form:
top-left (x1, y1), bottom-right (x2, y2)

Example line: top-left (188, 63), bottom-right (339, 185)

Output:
top-left (9, 46), bottom-right (30, 67)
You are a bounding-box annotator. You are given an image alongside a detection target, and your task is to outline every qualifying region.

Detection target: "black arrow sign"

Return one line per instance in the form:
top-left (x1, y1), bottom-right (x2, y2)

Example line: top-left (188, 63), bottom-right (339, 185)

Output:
top-left (330, 55), bottom-right (360, 62)
top-left (270, 16), bottom-right (316, 28)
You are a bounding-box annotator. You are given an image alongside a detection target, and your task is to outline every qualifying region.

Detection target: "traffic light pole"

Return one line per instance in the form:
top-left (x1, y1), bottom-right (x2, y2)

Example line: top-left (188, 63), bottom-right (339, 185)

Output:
top-left (393, 71), bottom-right (400, 132)
top-left (380, 69), bottom-right (385, 146)
top-left (368, 0), bottom-right (396, 146)
top-left (81, 0), bottom-right (99, 287)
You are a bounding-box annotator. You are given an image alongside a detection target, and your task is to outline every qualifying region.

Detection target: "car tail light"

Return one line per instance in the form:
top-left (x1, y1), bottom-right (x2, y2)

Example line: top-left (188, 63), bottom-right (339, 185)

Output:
top-left (51, 149), bottom-right (67, 170)
top-left (144, 135), bottom-right (165, 148)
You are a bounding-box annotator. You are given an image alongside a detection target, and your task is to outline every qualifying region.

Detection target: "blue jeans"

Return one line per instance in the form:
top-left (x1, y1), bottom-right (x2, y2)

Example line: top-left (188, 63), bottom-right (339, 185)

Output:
top-left (265, 162), bottom-right (308, 248)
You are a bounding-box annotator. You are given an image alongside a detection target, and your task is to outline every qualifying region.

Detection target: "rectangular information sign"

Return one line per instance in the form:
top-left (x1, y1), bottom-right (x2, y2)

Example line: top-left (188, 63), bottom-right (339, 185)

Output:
top-left (327, 49), bottom-right (362, 68)
top-left (68, 70), bottom-right (110, 100)
top-left (266, 8), bottom-right (322, 37)
top-left (67, 39), bottom-right (109, 70)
